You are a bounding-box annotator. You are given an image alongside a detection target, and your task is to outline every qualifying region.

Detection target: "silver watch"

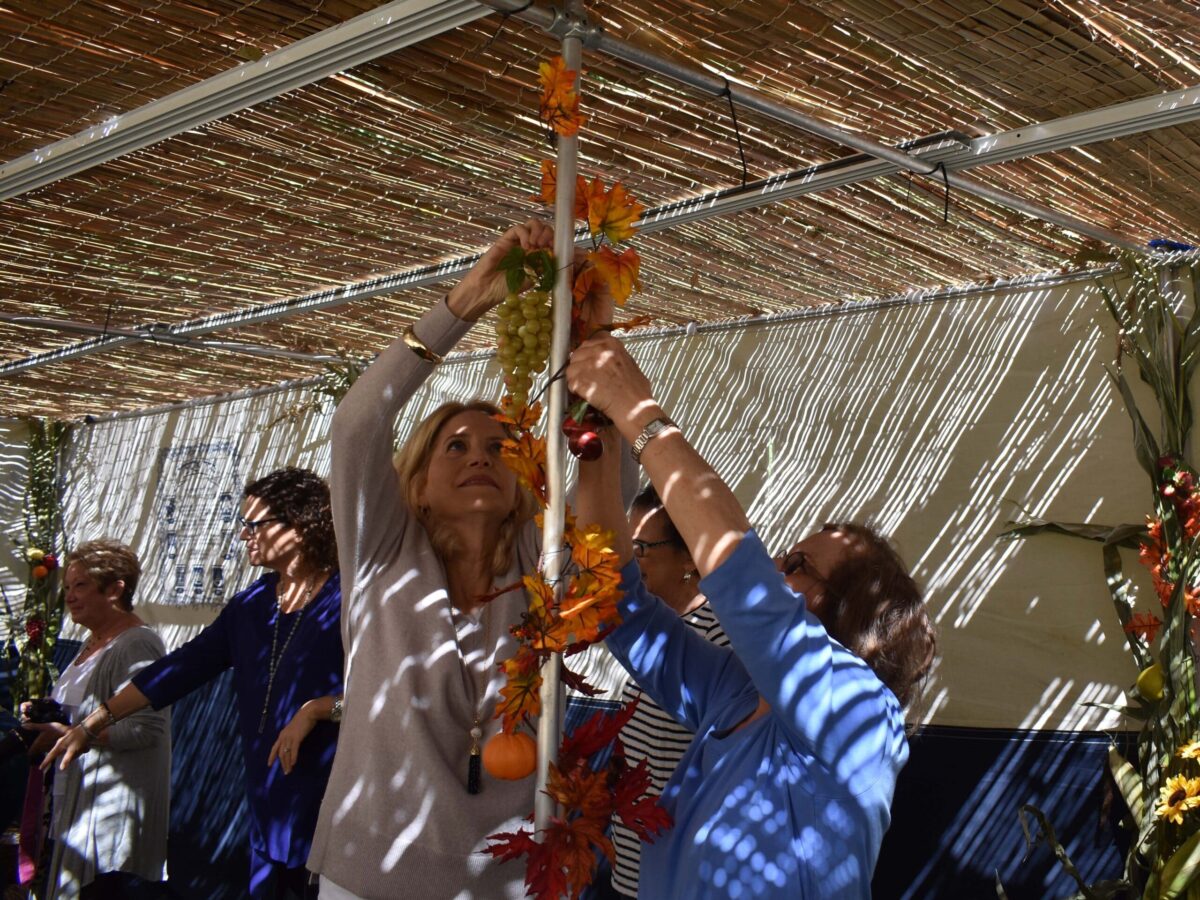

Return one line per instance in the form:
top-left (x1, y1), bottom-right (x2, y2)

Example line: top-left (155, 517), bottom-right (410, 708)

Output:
top-left (631, 416), bottom-right (677, 463)
top-left (330, 695), bottom-right (343, 724)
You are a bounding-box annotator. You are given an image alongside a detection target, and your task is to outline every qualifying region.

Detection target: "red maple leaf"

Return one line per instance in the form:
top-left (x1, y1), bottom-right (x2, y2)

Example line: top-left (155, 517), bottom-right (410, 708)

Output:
top-left (611, 757), bottom-right (674, 842)
top-left (1124, 611), bottom-right (1163, 643)
top-left (560, 700), bottom-right (639, 769)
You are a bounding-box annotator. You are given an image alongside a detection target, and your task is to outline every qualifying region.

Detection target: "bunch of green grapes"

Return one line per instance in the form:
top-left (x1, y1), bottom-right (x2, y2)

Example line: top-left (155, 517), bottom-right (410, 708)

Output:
top-left (495, 288), bottom-right (552, 409)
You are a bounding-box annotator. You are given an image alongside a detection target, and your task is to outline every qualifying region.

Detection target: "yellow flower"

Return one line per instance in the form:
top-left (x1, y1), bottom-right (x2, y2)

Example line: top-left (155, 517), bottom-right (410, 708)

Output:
top-left (1155, 775), bottom-right (1200, 825)
top-left (1178, 738), bottom-right (1200, 760)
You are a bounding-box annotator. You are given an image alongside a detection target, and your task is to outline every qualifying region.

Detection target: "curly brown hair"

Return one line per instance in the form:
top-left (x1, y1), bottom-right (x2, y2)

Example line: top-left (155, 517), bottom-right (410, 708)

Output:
top-left (818, 522), bottom-right (936, 709)
top-left (244, 468), bottom-right (337, 571)
top-left (64, 538), bottom-right (141, 611)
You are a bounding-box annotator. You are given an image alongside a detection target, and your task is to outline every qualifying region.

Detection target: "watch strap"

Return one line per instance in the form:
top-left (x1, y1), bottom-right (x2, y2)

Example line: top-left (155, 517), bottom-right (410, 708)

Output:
top-left (631, 416), bottom-right (677, 463)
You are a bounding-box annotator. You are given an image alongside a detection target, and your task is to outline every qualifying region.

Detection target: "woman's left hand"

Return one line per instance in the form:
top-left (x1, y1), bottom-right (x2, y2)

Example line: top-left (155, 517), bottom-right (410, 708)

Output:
top-left (567, 333), bottom-right (656, 435)
top-left (268, 701), bottom-right (320, 775)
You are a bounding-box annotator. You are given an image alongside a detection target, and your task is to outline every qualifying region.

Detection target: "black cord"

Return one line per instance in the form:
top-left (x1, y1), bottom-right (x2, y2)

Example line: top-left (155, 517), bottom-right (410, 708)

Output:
top-left (483, 0), bottom-right (535, 51)
top-left (933, 162), bottom-right (950, 224)
top-left (100, 299), bottom-right (118, 340)
top-left (531, 357), bottom-right (570, 407)
top-left (720, 79), bottom-right (749, 189)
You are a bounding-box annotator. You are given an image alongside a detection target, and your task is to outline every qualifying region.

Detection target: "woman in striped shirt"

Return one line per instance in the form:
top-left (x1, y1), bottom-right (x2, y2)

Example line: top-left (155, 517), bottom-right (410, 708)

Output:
top-left (608, 484), bottom-right (730, 899)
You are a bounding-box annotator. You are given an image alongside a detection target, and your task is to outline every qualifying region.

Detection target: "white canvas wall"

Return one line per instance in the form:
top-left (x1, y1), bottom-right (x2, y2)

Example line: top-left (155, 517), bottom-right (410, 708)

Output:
top-left (0, 272), bottom-right (1172, 731)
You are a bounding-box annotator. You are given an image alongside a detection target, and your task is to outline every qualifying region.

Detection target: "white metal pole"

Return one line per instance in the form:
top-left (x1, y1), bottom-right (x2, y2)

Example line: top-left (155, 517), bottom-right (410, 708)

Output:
top-left (534, 0), bottom-right (586, 831)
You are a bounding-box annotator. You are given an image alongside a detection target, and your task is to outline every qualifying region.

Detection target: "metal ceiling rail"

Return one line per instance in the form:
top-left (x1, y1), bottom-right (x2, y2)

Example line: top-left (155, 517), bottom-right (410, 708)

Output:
top-left (480, 0), bottom-right (1146, 252)
top-left (0, 0), bottom-right (489, 202)
top-left (0, 314), bottom-right (342, 363)
top-left (4, 77), bottom-right (1199, 378)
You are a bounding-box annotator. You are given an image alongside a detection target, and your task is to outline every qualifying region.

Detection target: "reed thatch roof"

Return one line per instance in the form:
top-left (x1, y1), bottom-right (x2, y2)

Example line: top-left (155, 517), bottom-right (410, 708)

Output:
top-left (1, 0), bottom-right (1197, 418)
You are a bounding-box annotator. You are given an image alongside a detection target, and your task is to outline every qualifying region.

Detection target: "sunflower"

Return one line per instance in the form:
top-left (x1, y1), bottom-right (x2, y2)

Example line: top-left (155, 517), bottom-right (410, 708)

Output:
top-left (1155, 775), bottom-right (1200, 825)
top-left (1178, 738), bottom-right (1200, 761)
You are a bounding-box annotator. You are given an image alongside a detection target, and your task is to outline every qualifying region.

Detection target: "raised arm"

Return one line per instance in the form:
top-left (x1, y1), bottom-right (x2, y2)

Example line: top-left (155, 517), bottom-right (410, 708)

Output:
top-left (567, 333), bottom-right (749, 574)
top-left (567, 335), bottom-right (905, 779)
top-left (331, 220), bottom-right (555, 584)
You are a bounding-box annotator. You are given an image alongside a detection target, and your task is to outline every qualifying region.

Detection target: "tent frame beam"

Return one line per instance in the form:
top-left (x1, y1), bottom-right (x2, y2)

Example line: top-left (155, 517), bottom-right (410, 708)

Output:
top-left (480, 0), bottom-right (1145, 252)
top-left (0, 0), bottom-right (490, 202)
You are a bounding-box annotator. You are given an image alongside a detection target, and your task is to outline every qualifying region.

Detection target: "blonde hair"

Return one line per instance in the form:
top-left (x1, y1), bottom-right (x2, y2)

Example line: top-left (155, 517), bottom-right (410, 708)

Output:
top-left (64, 538), bottom-right (141, 611)
top-left (393, 400), bottom-right (538, 575)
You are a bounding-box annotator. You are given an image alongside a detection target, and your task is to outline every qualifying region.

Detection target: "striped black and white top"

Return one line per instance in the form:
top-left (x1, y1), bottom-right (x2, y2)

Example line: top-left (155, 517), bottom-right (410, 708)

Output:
top-left (610, 602), bottom-right (731, 897)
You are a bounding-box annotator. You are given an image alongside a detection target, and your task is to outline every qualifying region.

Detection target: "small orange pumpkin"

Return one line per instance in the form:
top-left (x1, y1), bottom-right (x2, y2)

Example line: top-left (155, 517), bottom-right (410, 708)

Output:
top-left (482, 730), bottom-right (537, 781)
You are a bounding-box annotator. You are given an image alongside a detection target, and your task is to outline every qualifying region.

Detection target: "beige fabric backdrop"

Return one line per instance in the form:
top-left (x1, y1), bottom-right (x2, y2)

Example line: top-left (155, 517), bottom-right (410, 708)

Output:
top-left (0, 273), bottom-right (1174, 730)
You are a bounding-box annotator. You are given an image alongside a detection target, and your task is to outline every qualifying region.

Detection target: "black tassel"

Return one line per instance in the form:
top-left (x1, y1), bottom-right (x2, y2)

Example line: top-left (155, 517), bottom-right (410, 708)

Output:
top-left (467, 749), bottom-right (482, 795)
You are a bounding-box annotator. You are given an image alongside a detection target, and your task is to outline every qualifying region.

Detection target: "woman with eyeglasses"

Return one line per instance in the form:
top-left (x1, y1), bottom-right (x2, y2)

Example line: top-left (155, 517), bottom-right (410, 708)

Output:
top-left (44, 467), bottom-right (342, 900)
top-left (568, 333), bottom-right (937, 900)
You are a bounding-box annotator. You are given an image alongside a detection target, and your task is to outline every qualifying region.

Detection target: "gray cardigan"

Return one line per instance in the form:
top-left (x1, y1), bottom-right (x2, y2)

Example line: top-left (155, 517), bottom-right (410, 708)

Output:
top-left (46, 625), bottom-right (171, 899)
top-left (308, 298), bottom-right (633, 899)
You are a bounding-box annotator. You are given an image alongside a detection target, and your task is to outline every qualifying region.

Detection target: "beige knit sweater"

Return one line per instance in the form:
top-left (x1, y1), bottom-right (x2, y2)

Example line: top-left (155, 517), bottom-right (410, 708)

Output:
top-left (309, 298), bottom-right (627, 899)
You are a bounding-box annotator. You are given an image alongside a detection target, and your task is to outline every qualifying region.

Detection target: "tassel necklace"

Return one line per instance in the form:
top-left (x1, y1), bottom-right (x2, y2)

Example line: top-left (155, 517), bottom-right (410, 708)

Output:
top-left (454, 598), bottom-right (496, 795)
top-left (258, 573), bottom-right (318, 734)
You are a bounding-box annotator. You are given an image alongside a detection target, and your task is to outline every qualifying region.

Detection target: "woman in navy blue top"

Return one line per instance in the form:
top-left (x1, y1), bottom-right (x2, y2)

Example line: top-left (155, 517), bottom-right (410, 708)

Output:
top-left (567, 335), bottom-right (937, 898)
top-left (46, 468), bottom-right (344, 900)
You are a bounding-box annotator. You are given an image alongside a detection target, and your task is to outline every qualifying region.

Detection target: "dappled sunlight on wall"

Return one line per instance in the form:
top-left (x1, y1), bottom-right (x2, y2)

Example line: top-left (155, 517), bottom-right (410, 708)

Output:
top-left (617, 279), bottom-right (1144, 732)
top-left (0, 418), bottom-right (30, 622)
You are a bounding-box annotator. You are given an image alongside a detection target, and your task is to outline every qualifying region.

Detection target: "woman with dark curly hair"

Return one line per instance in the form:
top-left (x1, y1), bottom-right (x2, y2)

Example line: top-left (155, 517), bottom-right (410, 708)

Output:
top-left (45, 467), bottom-right (342, 900)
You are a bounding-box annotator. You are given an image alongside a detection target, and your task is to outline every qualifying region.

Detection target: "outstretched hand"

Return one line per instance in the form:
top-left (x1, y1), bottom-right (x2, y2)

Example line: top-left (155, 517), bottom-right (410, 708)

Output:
top-left (447, 219), bottom-right (555, 322)
top-left (40, 724), bottom-right (91, 771)
top-left (566, 333), bottom-right (656, 436)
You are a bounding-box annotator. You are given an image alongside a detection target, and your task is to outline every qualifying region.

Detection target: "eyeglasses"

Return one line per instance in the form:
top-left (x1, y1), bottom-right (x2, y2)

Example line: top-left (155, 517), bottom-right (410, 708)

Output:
top-left (778, 548), bottom-right (826, 584)
top-left (238, 515), bottom-right (283, 533)
top-left (632, 537), bottom-right (676, 557)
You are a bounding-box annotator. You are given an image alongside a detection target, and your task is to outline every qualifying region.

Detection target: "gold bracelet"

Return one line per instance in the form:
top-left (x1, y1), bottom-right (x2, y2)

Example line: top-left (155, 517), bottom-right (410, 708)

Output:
top-left (403, 324), bottom-right (443, 365)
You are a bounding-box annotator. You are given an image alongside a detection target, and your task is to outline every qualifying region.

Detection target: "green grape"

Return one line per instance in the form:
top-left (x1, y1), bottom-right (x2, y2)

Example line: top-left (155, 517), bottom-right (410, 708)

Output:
top-left (494, 286), bottom-right (553, 409)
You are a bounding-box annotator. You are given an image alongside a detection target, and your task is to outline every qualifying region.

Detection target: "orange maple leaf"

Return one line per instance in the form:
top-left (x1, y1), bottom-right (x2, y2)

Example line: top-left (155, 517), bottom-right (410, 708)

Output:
top-left (588, 246), bottom-right (642, 305)
top-left (538, 56), bottom-right (585, 138)
top-left (549, 761), bottom-right (615, 822)
top-left (611, 314), bottom-right (654, 332)
top-left (1123, 611), bottom-right (1163, 644)
top-left (495, 650), bottom-right (543, 731)
top-left (572, 265), bottom-right (597, 304)
top-left (524, 573), bottom-right (570, 652)
top-left (532, 160), bottom-right (589, 220)
top-left (549, 585), bottom-right (620, 647)
top-left (501, 432), bottom-right (548, 508)
top-left (586, 178), bottom-right (643, 244)
top-left (495, 397), bottom-right (542, 434)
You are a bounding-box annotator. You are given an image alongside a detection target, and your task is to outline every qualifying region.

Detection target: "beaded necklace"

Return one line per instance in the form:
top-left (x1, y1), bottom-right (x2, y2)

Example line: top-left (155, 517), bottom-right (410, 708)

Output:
top-left (258, 574), bottom-right (318, 734)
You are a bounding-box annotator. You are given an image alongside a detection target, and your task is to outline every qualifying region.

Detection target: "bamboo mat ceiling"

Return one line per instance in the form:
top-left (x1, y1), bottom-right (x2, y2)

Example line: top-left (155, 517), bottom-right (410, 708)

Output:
top-left (1, 0), bottom-right (1198, 418)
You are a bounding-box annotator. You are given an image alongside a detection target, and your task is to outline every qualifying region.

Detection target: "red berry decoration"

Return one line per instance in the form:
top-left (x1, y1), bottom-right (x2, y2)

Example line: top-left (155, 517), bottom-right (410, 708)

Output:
top-left (569, 431), bottom-right (603, 461)
top-left (25, 618), bottom-right (44, 645)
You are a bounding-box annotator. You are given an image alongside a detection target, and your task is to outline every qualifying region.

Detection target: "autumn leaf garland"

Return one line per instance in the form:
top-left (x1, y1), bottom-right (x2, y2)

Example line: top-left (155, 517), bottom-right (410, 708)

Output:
top-left (481, 55), bottom-right (669, 900)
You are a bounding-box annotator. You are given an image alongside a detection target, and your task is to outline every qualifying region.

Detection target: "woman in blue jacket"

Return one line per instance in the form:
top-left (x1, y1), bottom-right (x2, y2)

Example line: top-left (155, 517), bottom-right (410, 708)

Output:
top-left (569, 334), bottom-right (936, 899)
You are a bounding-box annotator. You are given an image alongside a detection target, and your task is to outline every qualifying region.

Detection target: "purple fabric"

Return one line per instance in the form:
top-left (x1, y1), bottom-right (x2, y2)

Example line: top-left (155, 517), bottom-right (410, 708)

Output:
top-left (133, 572), bottom-right (343, 868)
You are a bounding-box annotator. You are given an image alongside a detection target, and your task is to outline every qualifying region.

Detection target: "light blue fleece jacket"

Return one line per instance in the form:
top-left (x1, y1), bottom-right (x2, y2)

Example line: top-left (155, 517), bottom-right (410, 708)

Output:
top-left (605, 530), bottom-right (908, 899)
